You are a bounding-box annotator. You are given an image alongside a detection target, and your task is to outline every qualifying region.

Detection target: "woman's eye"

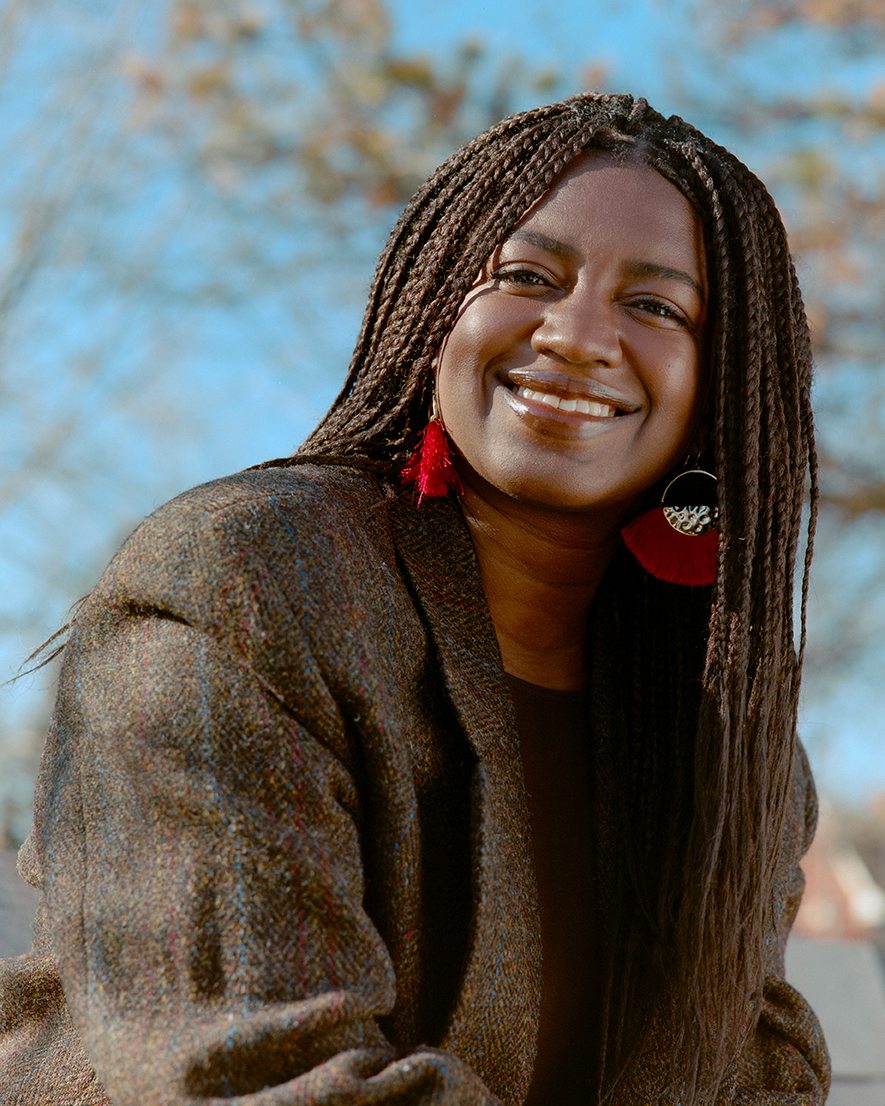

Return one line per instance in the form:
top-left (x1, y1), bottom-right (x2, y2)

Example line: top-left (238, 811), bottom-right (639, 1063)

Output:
top-left (494, 268), bottom-right (553, 289)
top-left (628, 297), bottom-right (688, 327)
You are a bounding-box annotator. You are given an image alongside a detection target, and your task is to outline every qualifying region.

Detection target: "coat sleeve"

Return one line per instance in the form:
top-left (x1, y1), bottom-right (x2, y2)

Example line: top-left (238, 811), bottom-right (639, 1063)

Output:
top-left (2, 486), bottom-right (505, 1106)
top-left (724, 742), bottom-right (832, 1104)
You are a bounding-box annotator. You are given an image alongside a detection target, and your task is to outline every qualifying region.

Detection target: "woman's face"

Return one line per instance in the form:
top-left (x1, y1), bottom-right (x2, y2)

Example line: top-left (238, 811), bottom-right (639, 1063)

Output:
top-left (435, 154), bottom-right (709, 519)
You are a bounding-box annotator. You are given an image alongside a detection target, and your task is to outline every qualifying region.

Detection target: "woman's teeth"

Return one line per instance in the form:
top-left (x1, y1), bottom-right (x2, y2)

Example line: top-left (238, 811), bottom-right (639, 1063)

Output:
top-left (514, 386), bottom-right (618, 418)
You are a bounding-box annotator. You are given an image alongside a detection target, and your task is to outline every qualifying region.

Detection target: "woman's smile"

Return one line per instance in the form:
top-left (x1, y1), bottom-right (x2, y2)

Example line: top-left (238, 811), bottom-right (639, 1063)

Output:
top-left (435, 152), bottom-right (709, 518)
top-left (501, 368), bottom-right (641, 434)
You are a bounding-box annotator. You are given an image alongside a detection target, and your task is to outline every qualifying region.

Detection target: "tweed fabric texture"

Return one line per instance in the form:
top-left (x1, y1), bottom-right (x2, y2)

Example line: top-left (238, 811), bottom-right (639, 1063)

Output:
top-left (0, 466), bottom-right (828, 1104)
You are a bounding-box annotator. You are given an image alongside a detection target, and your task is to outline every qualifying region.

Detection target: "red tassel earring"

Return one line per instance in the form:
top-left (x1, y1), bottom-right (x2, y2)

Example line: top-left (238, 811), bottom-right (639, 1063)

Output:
top-left (400, 391), bottom-right (463, 504)
top-left (621, 466), bottom-right (719, 586)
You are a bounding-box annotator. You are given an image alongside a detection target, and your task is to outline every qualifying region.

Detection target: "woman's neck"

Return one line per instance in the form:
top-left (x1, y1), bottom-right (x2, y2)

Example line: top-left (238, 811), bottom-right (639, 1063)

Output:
top-left (458, 483), bottom-right (627, 691)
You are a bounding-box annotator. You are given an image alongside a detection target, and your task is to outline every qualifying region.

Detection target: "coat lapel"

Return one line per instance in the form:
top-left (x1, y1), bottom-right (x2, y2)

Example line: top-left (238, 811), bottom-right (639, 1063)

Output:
top-left (388, 487), bottom-right (541, 1106)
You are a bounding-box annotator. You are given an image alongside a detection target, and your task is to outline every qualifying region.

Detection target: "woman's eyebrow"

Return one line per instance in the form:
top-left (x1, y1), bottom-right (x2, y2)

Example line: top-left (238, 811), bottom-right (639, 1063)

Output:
top-left (507, 229), bottom-right (578, 259)
top-left (625, 260), bottom-right (706, 303)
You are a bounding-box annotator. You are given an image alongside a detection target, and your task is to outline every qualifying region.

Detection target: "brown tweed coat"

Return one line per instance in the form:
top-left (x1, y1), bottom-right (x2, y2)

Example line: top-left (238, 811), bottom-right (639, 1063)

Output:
top-left (0, 465), bottom-right (829, 1105)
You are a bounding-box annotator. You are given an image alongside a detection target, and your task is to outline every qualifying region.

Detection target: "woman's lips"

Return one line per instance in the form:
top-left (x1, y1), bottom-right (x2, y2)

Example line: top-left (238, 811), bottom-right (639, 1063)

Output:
top-left (500, 368), bottom-right (640, 421)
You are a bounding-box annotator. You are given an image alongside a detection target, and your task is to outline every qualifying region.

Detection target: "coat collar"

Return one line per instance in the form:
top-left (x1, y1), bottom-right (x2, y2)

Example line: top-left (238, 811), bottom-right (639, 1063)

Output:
top-left (388, 485), bottom-right (542, 1106)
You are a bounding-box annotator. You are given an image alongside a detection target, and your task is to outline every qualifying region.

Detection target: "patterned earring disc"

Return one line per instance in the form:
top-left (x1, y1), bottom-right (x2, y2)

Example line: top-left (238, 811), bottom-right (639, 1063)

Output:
top-left (661, 469), bottom-right (718, 537)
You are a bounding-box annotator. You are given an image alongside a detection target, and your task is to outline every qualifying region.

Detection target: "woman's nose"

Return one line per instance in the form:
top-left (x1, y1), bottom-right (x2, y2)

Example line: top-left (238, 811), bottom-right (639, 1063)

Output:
top-left (530, 289), bottom-right (622, 367)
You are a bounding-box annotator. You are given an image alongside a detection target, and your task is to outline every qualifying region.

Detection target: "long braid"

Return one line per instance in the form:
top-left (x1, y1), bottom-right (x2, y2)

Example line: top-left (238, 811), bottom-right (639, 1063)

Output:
top-left (263, 93), bottom-right (817, 1103)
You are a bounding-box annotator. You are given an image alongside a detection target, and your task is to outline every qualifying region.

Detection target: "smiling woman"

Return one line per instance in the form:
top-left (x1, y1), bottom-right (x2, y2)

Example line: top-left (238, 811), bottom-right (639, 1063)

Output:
top-left (438, 158), bottom-right (707, 513)
top-left (0, 94), bottom-right (827, 1106)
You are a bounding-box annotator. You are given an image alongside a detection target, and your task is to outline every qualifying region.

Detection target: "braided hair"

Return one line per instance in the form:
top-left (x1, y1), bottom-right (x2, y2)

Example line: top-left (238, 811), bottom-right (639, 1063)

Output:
top-left (290, 93), bottom-right (817, 1102)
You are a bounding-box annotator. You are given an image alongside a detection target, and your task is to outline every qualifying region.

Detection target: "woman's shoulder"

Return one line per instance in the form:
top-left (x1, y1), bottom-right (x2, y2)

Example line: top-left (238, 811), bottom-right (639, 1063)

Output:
top-left (87, 464), bottom-right (408, 623)
top-left (147, 461), bottom-right (390, 533)
top-left (124, 462), bottom-right (390, 555)
top-left (50, 465), bottom-right (444, 776)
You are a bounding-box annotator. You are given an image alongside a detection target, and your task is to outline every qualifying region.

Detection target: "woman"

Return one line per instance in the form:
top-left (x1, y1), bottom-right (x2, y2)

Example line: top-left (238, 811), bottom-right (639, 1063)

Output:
top-left (0, 93), bottom-right (827, 1104)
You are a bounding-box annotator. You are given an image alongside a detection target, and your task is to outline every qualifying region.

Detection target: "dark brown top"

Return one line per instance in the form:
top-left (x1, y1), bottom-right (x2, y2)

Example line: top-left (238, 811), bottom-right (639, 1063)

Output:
top-left (508, 675), bottom-right (597, 1104)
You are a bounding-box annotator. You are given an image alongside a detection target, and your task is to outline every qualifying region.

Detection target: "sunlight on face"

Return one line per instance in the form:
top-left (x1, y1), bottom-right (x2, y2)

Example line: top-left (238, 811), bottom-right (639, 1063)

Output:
top-left (436, 153), bottom-right (708, 520)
